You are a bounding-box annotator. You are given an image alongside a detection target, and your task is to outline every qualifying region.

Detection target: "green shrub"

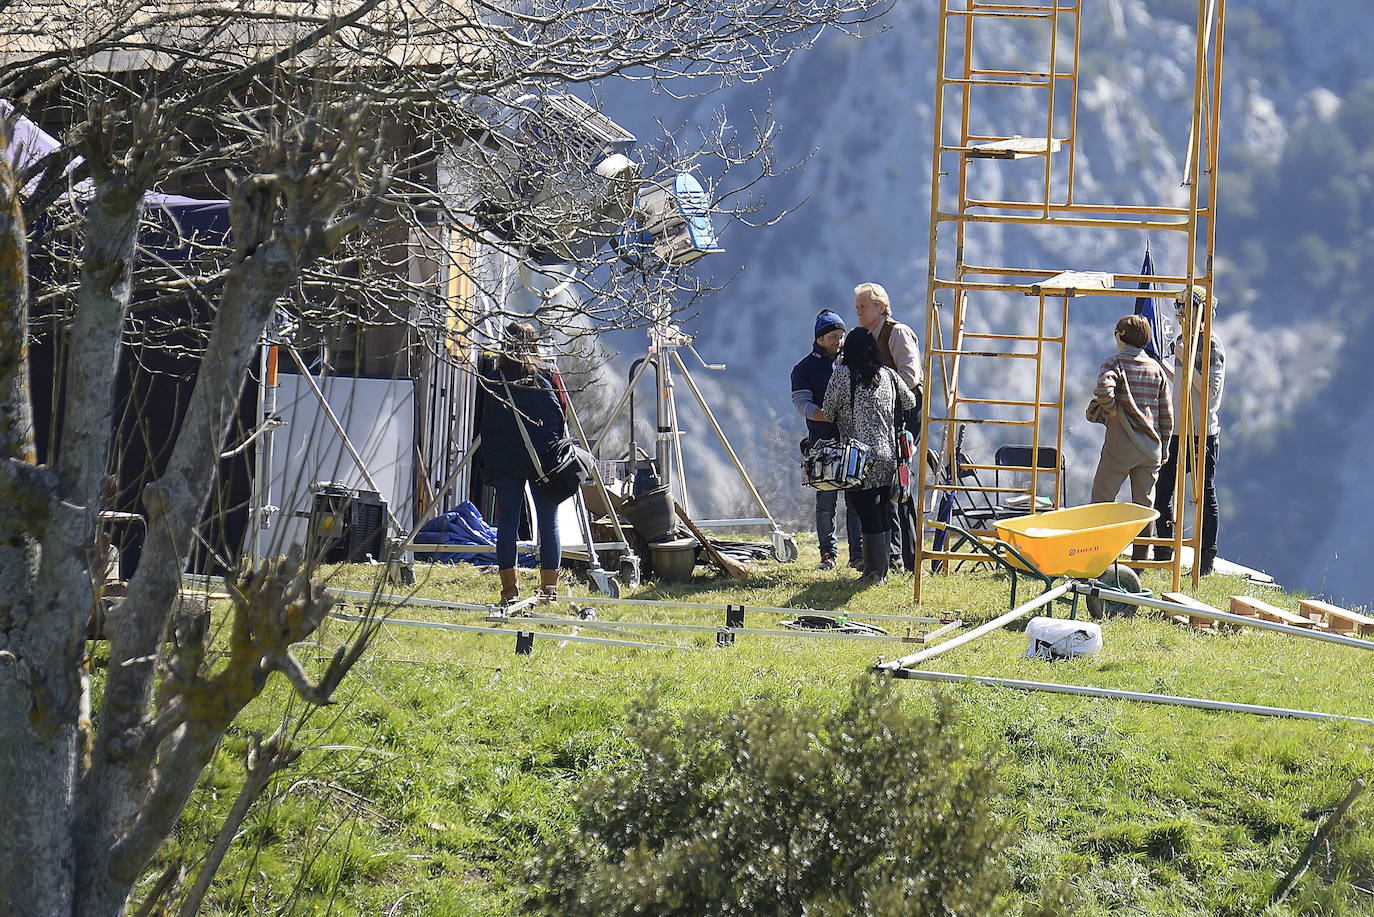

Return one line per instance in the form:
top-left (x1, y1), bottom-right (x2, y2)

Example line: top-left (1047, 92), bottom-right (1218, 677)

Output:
top-left (523, 677), bottom-right (1018, 916)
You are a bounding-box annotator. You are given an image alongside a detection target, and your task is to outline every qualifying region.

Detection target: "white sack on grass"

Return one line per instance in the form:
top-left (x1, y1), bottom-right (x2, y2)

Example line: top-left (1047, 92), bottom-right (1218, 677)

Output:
top-left (1025, 616), bottom-right (1103, 661)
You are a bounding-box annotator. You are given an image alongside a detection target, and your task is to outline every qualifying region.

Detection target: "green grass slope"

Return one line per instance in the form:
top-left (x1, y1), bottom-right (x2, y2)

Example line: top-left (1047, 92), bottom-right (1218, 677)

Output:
top-left (162, 546), bottom-right (1374, 916)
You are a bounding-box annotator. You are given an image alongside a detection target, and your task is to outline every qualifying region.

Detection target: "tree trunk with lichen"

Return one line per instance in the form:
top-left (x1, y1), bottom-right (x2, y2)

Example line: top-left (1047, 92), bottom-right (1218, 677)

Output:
top-left (1, 119), bottom-right (374, 914)
top-left (0, 121), bottom-right (85, 917)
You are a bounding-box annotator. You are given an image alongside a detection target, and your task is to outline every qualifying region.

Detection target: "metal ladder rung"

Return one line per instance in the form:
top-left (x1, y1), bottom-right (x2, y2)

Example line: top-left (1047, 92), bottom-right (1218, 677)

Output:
top-left (931, 349), bottom-right (1039, 359)
top-left (920, 551), bottom-right (999, 564)
top-left (929, 484), bottom-right (1032, 494)
top-left (960, 331), bottom-right (1065, 343)
top-left (970, 69), bottom-right (1075, 80)
top-left (947, 8), bottom-right (1055, 19)
top-left (955, 397), bottom-right (1061, 409)
top-left (968, 1), bottom-right (1078, 11)
top-left (929, 417), bottom-right (1037, 427)
top-left (936, 212), bottom-right (1192, 232)
top-left (959, 464), bottom-right (1062, 475)
top-left (942, 77), bottom-right (1053, 88)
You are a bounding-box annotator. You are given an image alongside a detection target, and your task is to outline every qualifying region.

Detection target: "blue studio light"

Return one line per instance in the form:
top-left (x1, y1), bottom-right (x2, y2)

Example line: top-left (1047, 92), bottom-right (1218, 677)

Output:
top-left (624, 171), bottom-right (725, 268)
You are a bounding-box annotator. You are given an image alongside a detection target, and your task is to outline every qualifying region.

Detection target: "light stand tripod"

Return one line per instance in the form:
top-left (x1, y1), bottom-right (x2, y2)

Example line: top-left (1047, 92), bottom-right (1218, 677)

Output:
top-left (591, 303), bottom-right (798, 563)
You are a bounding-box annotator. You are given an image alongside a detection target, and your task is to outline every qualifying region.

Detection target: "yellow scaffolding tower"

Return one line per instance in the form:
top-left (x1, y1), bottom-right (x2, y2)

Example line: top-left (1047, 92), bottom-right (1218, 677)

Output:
top-left (914, 0), bottom-right (1227, 601)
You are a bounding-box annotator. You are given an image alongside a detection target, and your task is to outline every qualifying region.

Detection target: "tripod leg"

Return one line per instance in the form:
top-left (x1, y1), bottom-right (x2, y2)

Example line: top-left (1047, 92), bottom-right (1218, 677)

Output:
top-left (669, 350), bottom-right (779, 528)
top-left (588, 349), bottom-right (657, 451)
top-left (661, 358), bottom-right (690, 515)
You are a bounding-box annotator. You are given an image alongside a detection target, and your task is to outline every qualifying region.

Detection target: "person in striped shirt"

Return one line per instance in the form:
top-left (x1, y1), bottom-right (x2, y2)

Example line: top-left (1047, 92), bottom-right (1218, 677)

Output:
top-left (1088, 315), bottom-right (1174, 539)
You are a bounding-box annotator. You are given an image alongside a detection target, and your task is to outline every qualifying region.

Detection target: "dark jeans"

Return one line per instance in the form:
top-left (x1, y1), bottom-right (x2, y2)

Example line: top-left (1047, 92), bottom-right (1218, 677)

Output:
top-left (494, 478), bottom-right (562, 570)
top-left (816, 489), bottom-right (862, 561)
top-left (1154, 434), bottom-right (1219, 557)
top-left (848, 486), bottom-right (890, 536)
top-left (886, 495), bottom-right (917, 571)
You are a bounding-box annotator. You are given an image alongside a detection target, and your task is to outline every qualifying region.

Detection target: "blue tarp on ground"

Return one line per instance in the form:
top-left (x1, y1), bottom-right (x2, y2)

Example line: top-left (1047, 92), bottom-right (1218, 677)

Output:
top-left (413, 501), bottom-right (534, 566)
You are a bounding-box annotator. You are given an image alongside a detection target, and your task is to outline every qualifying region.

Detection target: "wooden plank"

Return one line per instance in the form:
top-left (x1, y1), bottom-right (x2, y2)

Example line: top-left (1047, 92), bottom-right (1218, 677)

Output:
top-left (1163, 592), bottom-right (1224, 632)
top-left (967, 136), bottom-right (1063, 159)
top-left (674, 503), bottom-right (750, 580)
top-left (1300, 599), bottom-right (1374, 636)
top-left (1028, 271), bottom-right (1114, 297)
top-left (1230, 595), bottom-right (1314, 629)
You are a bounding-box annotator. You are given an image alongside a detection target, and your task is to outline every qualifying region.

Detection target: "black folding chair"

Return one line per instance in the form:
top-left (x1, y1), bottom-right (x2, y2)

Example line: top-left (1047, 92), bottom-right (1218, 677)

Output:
top-left (991, 444), bottom-right (1064, 514)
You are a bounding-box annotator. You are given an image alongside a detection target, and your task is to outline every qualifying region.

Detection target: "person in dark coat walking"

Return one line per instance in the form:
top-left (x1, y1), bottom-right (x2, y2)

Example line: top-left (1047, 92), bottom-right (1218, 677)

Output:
top-left (479, 322), bottom-right (569, 605)
top-left (791, 309), bottom-right (862, 570)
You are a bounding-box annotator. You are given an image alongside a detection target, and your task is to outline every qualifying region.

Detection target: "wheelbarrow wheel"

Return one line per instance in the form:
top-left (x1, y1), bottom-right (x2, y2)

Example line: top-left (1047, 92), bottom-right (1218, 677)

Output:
top-left (1087, 564), bottom-right (1142, 619)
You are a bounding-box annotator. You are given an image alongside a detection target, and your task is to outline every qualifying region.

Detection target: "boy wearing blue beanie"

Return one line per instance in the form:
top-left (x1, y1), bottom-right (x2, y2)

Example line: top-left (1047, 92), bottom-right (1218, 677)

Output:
top-left (791, 310), bottom-right (861, 570)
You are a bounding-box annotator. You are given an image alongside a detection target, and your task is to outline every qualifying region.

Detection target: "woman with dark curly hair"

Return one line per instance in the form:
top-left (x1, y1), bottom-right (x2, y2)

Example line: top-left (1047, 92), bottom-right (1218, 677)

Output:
top-left (822, 327), bottom-right (916, 584)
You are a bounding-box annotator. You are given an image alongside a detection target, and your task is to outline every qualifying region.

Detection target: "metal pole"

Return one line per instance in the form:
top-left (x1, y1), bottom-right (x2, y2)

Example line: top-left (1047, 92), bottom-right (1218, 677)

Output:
top-left (250, 343), bottom-right (277, 562)
top-left (880, 581), bottom-right (1074, 670)
top-left (559, 593), bottom-right (949, 625)
top-left (561, 385), bottom-right (634, 555)
top-left (1070, 584), bottom-right (1374, 653)
top-left (916, 0), bottom-right (954, 605)
top-left (1064, 0), bottom-right (1083, 205)
top-left (313, 585), bottom-right (953, 627)
top-left (669, 350), bottom-right (778, 528)
top-left (1181, 0), bottom-right (1218, 188)
top-left (283, 344), bottom-right (403, 533)
top-left (588, 347), bottom-right (657, 454)
top-left (1192, 0), bottom-right (1227, 586)
top-left (485, 614), bottom-right (940, 645)
top-left (399, 436), bottom-right (479, 549)
top-left (1042, 0), bottom-right (1061, 219)
top-left (889, 668), bottom-right (1374, 727)
top-left (327, 609), bottom-right (685, 652)
top-left (661, 353), bottom-right (690, 513)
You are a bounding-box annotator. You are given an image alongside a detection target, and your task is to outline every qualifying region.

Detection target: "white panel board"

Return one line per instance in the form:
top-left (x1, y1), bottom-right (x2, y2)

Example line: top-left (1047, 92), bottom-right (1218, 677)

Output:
top-left (257, 374), bottom-right (415, 556)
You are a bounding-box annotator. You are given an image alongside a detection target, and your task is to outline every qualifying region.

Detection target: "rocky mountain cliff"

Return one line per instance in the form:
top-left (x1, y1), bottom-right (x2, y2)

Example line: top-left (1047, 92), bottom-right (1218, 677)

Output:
top-left (596, 0), bottom-right (1374, 606)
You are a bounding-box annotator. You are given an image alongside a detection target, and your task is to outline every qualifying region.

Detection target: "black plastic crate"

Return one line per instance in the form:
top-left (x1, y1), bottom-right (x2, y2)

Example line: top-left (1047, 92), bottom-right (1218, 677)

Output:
top-left (307, 483), bottom-right (389, 563)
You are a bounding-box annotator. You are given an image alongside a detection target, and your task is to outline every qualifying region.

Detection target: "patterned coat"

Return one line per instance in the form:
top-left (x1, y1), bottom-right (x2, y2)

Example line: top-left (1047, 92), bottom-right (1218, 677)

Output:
top-left (822, 364), bottom-right (917, 489)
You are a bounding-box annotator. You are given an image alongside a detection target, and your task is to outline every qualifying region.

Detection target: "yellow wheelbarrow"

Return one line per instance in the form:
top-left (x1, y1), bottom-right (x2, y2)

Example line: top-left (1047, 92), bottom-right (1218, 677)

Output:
top-left (934, 502), bottom-right (1158, 619)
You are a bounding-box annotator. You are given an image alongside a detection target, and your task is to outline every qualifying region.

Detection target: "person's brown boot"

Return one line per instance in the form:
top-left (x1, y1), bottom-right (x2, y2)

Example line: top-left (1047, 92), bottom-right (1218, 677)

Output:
top-left (498, 568), bottom-right (519, 606)
top-left (537, 568), bottom-right (561, 604)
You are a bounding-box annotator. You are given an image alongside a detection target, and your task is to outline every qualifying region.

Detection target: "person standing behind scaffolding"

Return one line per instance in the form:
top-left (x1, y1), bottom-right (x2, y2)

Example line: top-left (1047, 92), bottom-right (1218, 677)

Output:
top-left (1154, 286), bottom-right (1225, 575)
top-left (791, 310), bottom-right (863, 571)
top-left (480, 322), bottom-right (569, 606)
top-left (1087, 315), bottom-right (1173, 560)
top-left (852, 282), bottom-right (923, 573)
top-left (822, 327), bottom-right (918, 585)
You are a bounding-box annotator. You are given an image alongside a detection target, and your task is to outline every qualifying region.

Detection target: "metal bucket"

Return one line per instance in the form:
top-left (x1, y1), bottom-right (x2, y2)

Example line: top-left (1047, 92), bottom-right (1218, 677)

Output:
top-left (648, 537), bottom-right (699, 581)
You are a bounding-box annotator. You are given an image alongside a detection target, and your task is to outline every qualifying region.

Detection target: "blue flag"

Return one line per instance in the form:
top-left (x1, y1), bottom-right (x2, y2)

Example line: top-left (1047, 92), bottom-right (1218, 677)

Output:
top-left (1133, 244), bottom-right (1163, 360)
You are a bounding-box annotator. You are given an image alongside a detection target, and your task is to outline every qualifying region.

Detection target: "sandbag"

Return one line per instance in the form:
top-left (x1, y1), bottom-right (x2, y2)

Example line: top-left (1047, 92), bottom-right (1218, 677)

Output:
top-left (1024, 616), bottom-right (1102, 661)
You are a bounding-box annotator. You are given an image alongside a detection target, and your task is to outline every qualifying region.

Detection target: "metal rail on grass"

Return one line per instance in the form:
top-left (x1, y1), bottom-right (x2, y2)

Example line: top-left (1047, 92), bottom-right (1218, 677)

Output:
top-left (327, 610), bottom-right (686, 652)
top-left (188, 578), bottom-right (957, 629)
top-left (188, 578), bottom-right (963, 645)
top-left (877, 582), bottom-right (1073, 671)
top-left (481, 613), bottom-right (945, 645)
top-left (889, 669), bottom-right (1374, 727)
top-left (1072, 584), bottom-right (1374, 652)
top-left (563, 594), bottom-right (951, 626)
